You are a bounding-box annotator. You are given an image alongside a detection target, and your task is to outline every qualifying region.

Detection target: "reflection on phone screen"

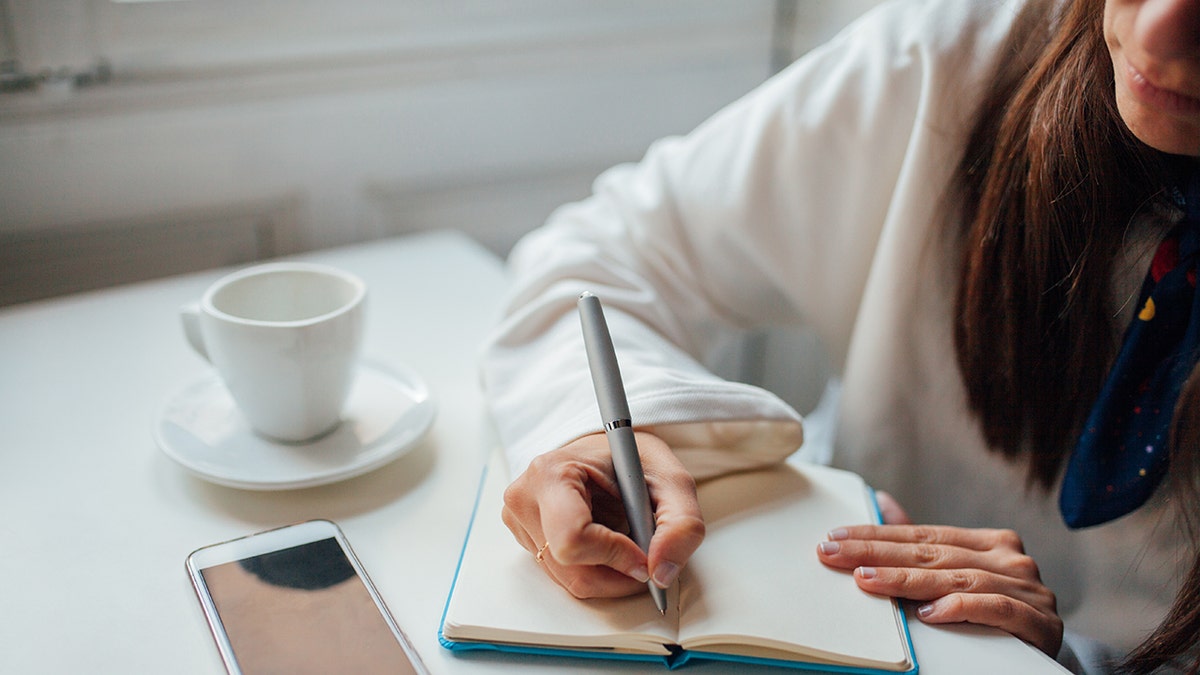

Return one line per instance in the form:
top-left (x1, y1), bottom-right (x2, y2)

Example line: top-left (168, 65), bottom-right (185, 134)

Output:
top-left (200, 538), bottom-right (419, 675)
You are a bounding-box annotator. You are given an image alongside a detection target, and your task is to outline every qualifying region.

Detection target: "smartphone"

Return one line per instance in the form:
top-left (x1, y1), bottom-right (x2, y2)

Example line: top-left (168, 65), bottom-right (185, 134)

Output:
top-left (186, 519), bottom-right (427, 675)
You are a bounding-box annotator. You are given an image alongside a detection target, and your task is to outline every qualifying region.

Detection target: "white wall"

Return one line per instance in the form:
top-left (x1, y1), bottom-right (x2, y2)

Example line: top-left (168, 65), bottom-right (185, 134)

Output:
top-left (0, 0), bottom-right (883, 306)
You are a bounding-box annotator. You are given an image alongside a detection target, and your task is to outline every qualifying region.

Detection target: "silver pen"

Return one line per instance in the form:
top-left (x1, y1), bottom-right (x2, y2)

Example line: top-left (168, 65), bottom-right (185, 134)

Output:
top-left (577, 291), bottom-right (669, 615)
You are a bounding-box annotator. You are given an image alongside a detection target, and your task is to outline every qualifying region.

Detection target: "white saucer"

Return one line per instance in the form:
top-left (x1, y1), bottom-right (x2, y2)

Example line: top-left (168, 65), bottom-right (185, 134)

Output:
top-left (154, 360), bottom-right (436, 490)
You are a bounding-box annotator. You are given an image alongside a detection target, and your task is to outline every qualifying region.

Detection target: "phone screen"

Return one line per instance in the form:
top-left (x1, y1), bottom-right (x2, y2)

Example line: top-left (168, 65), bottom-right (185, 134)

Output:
top-left (197, 535), bottom-right (421, 675)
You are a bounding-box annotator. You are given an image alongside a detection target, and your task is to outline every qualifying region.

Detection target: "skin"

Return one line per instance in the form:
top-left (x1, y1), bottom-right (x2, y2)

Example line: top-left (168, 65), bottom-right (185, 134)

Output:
top-left (502, 0), bottom-right (1200, 661)
top-left (502, 432), bottom-right (704, 599)
top-left (1105, 0), bottom-right (1200, 157)
top-left (815, 494), bottom-right (1063, 657)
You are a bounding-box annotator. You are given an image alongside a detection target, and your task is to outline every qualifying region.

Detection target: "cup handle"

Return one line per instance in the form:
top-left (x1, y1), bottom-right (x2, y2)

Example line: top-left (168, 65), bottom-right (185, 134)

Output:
top-left (180, 302), bottom-right (210, 362)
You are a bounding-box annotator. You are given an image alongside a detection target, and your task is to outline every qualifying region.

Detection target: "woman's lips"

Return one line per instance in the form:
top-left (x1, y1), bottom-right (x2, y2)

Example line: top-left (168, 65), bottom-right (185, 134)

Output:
top-left (1125, 63), bottom-right (1200, 116)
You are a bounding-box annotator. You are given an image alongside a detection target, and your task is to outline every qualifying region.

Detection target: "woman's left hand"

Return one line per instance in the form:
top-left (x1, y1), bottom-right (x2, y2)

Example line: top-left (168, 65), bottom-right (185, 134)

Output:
top-left (816, 492), bottom-right (1063, 658)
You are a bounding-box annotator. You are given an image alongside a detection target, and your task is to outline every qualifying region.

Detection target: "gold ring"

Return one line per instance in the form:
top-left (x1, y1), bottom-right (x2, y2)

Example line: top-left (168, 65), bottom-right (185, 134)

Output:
top-left (535, 541), bottom-right (550, 564)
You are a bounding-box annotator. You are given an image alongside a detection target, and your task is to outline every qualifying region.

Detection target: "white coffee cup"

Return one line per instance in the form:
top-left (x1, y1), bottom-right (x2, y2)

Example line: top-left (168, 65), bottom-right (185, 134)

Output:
top-left (181, 262), bottom-right (366, 443)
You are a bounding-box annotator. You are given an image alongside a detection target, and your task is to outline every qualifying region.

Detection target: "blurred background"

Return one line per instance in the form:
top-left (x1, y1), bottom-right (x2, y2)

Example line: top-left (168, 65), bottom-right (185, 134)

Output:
top-left (0, 0), bottom-right (883, 307)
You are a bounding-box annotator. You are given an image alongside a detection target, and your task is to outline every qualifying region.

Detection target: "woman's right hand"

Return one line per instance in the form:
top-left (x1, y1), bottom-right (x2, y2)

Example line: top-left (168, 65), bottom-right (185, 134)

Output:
top-left (501, 431), bottom-right (706, 600)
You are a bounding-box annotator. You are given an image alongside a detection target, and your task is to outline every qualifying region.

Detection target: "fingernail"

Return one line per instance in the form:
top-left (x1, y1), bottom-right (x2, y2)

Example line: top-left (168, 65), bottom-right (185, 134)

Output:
top-left (857, 566), bottom-right (876, 579)
top-left (628, 565), bottom-right (650, 583)
top-left (827, 528), bottom-right (849, 540)
top-left (652, 561), bottom-right (680, 589)
top-left (917, 603), bottom-right (935, 619)
top-left (818, 541), bottom-right (840, 555)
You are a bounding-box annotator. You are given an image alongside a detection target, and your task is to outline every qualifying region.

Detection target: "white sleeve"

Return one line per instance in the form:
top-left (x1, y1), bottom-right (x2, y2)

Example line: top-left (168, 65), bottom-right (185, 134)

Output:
top-left (480, 0), bottom-right (1023, 479)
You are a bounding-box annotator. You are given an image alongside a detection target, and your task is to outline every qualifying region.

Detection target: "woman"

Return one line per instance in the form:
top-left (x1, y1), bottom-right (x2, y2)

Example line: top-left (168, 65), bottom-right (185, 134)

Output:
top-left (482, 0), bottom-right (1200, 671)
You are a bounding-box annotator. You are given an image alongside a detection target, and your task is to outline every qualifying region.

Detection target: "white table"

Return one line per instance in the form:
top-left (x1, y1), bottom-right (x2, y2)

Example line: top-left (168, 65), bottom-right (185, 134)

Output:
top-left (0, 230), bottom-right (1066, 673)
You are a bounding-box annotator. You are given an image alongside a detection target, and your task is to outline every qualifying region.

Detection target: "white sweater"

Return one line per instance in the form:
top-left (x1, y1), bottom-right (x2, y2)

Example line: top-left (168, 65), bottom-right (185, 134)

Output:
top-left (481, 0), bottom-right (1186, 659)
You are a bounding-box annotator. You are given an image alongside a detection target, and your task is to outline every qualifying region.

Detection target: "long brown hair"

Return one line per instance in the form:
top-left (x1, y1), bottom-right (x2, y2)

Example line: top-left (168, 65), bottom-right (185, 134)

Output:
top-left (952, 0), bottom-right (1199, 670)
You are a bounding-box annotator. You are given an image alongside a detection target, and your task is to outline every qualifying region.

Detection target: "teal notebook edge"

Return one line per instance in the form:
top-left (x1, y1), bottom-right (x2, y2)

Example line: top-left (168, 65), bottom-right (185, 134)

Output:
top-left (438, 460), bottom-right (920, 674)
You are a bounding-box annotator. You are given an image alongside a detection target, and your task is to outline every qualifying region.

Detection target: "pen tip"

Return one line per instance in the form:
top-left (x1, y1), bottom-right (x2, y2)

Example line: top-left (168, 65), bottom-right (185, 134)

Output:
top-left (579, 290), bottom-right (594, 299)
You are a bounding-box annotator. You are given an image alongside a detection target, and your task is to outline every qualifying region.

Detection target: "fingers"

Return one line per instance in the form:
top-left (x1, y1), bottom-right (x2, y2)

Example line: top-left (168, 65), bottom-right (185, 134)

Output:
top-left (638, 433), bottom-right (705, 590)
top-left (817, 533), bottom-right (1038, 579)
top-left (873, 491), bottom-right (912, 525)
top-left (501, 432), bottom-right (704, 600)
top-left (535, 548), bottom-right (649, 601)
top-left (816, 523), bottom-right (1062, 657)
top-left (850, 566), bottom-right (1056, 614)
top-left (538, 473), bottom-right (639, 567)
top-left (827, 523), bottom-right (1026, 553)
top-left (915, 591), bottom-right (1063, 658)
top-left (503, 439), bottom-right (648, 598)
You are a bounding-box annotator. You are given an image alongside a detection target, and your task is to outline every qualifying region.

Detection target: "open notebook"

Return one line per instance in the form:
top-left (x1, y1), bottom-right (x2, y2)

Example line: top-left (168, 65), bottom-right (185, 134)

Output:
top-left (439, 452), bottom-right (917, 673)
